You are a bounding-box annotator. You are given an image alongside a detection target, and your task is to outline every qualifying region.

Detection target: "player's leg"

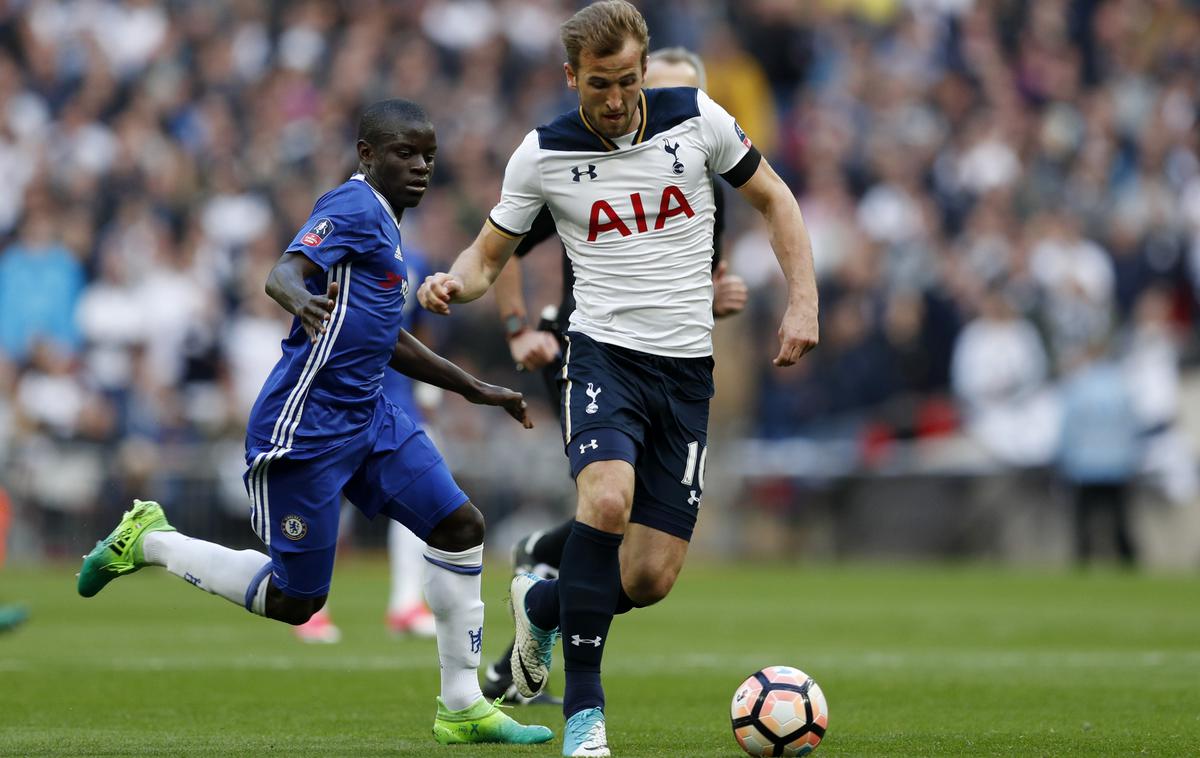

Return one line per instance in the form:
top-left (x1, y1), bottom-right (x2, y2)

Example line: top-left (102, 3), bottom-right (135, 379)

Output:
top-left (560, 456), bottom-right (634, 713)
top-left (614, 350), bottom-right (712, 610)
top-left (343, 410), bottom-right (551, 745)
top-left (346, 418), bottom-right (485, 712)
top-left (618, 524), bottom-right (690, 606)
top-left (513, 519), bottom-right (573, 574)
top-left (417, 501), bottom-right (554, 744)
top-left (243, 449), bottom-right (348, 624)
top-left (521, 453), bottom-right (634, 758)
top-left (420, 498), bottom-right (487, 712)
top-left (77, 498), bottom-right (328, 626)
top-left (481, 520), bottom-right (566, 703)
top-left (482, 343), bottom-right (571, 703)
top-left (526, 332), bottom-right (650, 756)
top-left (509, 438), bottom-right (637, 677)
top-left (386, 519), bottom-right (436, 636)
top-left (293, 504), bottom-right (355, 643)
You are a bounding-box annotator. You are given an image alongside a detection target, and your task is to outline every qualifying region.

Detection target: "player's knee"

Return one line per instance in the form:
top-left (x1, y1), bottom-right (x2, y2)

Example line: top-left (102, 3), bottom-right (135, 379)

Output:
top-left (266, 587), bottom-right (327, 626)
top-left (579, 491), bottom-right (629, 532)
top-left (425, 501), bottom-right (485, 552)
top-left (623, 565), bottom-right (678, 606)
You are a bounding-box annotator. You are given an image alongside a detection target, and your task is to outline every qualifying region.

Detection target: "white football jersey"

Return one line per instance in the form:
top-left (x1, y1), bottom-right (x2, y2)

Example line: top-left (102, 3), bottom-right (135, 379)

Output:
top-left (488, 88), bottom-right (760, 357)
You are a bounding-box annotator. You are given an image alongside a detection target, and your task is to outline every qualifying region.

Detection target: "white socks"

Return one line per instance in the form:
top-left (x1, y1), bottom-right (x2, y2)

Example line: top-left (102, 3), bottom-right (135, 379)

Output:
top-left (141, 527), bottom-right (488, 712)
top-left (388, 520), bottom-right (426, 612)
top-left (143, 531), bottom-right (272, 615)
top-left (423, 543), bottom-right (485, 710)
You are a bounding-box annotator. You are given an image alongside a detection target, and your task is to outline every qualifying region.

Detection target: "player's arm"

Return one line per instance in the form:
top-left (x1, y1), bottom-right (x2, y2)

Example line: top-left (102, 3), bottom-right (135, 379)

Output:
top-left (736, 158), bottom-right (819, 366)
top-left (389, 328), bottom-right (531, 428)
top-left (420, 131), bottom-right (545, 316)
top-left (493, 205), bottom-right (561, 370)
top-left (265, 253), bottom-right (338, 344)
top-left (417, 225), bottom-right (521, 315)
top-left (709, 180), bottom-right (747, 319)
top-left (495, 261), bottom-right (560, 371)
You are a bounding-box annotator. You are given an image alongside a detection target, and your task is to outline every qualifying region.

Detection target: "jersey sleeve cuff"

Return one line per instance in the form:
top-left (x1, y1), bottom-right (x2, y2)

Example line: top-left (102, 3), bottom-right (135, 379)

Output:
top-left (719, 146), bottom-right (762, 188)
top-left (486, 216), bottom-right (526, 241)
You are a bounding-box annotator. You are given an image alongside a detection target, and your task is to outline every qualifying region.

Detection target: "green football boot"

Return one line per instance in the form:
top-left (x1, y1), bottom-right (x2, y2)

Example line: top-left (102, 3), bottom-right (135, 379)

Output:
top-left (77, 499), bottom-right (175, 598)
top-left (0, 603), bottom-right (29, 634)
top-left (432, 696), bottom-right (554, 745)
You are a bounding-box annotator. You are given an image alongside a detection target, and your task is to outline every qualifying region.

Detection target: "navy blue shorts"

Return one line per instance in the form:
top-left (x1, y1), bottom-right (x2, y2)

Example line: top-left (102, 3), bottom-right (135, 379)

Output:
top-left (559, 331), bottom-right (713, 542)
top-left (243, 396), bottom-right (468, 598)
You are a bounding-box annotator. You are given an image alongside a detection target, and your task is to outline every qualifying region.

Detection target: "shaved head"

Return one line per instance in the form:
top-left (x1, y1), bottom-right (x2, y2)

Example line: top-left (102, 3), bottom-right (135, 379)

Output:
top-left (357, 99), bottom-right (430, 147)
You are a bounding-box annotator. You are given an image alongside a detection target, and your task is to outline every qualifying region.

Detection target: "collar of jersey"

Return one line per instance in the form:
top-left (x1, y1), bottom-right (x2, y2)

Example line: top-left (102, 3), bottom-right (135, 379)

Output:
top-left (351, 173), bottom-right (401, 229)
top-left (578, 89), bottom-right (648, 152)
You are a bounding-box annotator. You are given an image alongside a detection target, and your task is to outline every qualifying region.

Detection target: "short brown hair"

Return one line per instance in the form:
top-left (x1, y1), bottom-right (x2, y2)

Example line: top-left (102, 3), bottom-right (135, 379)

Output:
top-left (648, 46), bottom-right (707, 89)
top-left (560, 0), bottom-right (650, 71)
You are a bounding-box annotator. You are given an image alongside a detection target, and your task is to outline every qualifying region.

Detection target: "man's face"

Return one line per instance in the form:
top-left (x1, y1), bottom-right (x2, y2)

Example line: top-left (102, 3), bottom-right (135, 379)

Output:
top-left (566, 37), bottom-right (646, 139)
top-left (644, 59), bottom-right (699, 89)
top-left (358, 121), bottom-right (437, 209)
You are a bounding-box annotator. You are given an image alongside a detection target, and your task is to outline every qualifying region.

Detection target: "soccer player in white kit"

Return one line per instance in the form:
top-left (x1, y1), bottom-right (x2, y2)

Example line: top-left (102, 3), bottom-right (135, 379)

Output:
top-left (418, 3), bottom-right (819, 755)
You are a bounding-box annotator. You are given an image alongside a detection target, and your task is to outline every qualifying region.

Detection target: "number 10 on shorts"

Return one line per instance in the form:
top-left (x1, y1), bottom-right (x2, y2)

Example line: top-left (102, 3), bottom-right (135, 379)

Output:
top-left (681, 441), bottom-right (707, 488)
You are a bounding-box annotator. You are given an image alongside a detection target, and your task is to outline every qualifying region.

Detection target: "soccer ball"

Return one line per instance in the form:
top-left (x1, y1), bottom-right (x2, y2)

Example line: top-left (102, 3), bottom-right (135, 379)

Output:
top-left (730, 666), bottom-right (828, 757)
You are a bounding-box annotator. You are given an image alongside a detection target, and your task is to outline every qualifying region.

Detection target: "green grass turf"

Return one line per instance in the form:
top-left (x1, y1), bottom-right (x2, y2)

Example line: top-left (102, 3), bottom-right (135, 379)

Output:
top-left (1, 559), bottom-right (1198, 756)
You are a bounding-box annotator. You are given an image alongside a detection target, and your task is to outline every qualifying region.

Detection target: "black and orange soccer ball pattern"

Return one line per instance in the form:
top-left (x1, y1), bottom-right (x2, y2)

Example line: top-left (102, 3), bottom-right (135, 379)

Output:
top-left (731, 666), bottom-right (828, 757)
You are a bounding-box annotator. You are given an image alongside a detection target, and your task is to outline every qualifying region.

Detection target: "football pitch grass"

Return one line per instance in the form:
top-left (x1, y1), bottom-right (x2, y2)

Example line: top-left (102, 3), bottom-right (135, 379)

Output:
top-left (2, 559), bottom-right (1198, 757)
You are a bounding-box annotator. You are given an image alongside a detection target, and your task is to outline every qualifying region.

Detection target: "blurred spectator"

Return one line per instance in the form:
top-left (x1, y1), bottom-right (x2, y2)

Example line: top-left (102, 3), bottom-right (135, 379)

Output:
top-left (0, 0), bottom-right (1192, 547)
top-left (76, 249), bottom-right (144, 395)
top-left (0, 207), bottom-right (84, 362)
top-left (1122, 287), bottom-right (1198, 506)
top-left (1028, 207), bottom-right (1116, 369)
top-left (951, 284), bottom-right (1059, 466)
top-left (14, 341), bottom-right (113, 443)
top-left (1057, 345), bottom-right (1141, 565)
top-left (702, 23), bottom-right (777, 154)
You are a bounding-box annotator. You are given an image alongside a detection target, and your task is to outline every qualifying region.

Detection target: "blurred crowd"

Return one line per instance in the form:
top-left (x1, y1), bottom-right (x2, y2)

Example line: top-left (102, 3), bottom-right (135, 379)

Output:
top-left (0, 0), bottom-right (1198, 541)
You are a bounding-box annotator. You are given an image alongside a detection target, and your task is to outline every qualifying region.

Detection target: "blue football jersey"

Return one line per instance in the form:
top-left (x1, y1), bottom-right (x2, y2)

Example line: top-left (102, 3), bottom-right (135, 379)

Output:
top-left (247, 174), bottom-right (410, 453)
top-left (380, 249), bottom-right (427, 426)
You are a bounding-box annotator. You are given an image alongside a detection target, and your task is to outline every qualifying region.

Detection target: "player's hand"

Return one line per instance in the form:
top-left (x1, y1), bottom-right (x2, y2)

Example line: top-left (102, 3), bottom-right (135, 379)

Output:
top-left (418, 273), bottom-right (463, 315)
top-left (712, 261), bottom-right (748, 319)
top-left (301, 281), bottom-right (339, 343)
top-left (509, 330), bottom-right (560, 371)
top-left (469, 382), bottom-right (533, 428)
top-left (773, 301), bottom-right (818, 367)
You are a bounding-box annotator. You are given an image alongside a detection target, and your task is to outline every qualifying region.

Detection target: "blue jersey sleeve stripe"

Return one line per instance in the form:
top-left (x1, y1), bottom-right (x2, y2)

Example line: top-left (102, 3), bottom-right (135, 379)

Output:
top-left (280, 262), bottom-right (354, 451)
top-left (267, 263), bottom-right (353, 452)
top-left (423, 555), bottom-right (483, 575)
top-left (244, 562), bottom-right (274, 611)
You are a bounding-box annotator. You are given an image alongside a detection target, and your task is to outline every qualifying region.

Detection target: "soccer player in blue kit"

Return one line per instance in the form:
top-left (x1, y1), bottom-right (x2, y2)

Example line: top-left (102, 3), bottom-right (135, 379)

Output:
top-left (419, 2), bottom-right (820, 755)
top-left (77, 99), bottom-right (553, 747)
top-left (292, 248), bottom-right (442, 644)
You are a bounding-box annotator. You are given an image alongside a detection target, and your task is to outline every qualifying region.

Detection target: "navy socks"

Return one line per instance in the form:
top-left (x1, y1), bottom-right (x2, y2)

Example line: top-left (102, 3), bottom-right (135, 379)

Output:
top-left (558, 521), bottom-right (622, 716)
top-left (520, 521), bottom-right (643, 716)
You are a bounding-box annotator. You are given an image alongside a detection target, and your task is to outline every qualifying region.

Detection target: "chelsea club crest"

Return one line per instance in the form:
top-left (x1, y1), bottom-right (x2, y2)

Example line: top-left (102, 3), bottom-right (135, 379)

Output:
top-left (281, 514), bottom-right (308, 541)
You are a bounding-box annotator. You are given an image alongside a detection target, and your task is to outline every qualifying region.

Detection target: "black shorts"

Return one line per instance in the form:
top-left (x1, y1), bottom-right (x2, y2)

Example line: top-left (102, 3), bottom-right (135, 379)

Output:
top-left (558, 331), bottom-right (714, 542)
